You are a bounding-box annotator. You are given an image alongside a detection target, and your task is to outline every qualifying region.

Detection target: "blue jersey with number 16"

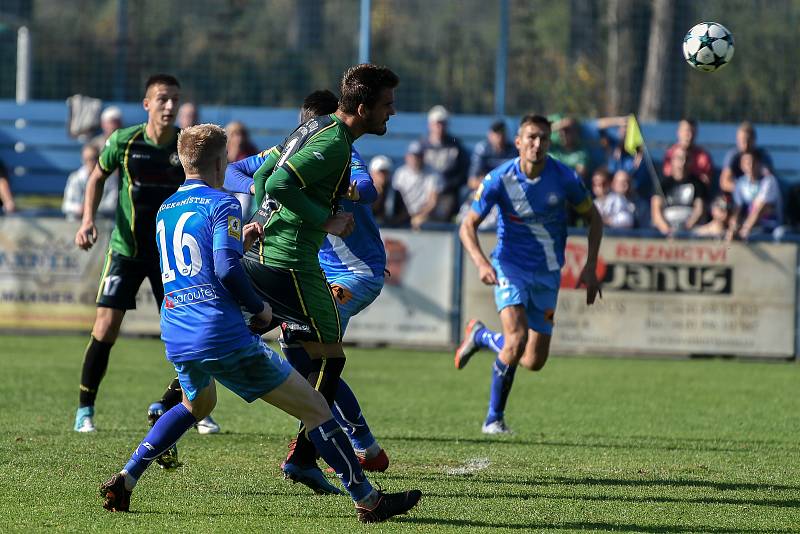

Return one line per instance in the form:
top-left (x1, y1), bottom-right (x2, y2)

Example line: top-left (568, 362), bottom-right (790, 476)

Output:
top-left (156, 180), bottom-right (255, 363)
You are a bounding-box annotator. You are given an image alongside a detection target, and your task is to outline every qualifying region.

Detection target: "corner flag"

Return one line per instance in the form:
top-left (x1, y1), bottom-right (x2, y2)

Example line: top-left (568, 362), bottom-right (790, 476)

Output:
top-left (623, 114), bottom-right (643, 156)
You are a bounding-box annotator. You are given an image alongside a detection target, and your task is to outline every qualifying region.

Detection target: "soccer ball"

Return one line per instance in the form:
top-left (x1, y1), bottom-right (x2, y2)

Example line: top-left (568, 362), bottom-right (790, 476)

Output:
top-left (682, 22), bottom-right (734, 72)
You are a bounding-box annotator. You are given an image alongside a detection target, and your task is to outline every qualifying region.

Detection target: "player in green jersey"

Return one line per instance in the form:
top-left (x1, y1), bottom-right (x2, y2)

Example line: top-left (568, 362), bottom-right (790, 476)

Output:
top-left (73, 75), bottom-right (191, 443)
top-left (243, 64), bottom-right (398, 494)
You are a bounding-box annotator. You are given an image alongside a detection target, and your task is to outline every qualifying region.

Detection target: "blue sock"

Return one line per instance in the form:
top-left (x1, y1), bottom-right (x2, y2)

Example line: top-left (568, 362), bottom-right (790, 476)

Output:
top-left (333, 380), bottom-right (376, 451)
top-left (486, 356), bottom-right (517, 424)
top-left (308, 419), bottom-right (373, 502)
top-left (475, 327), bottom-right (505, 354)
top-left (123, 403), bottom-right (196, 482)
top-left (281, 339), bottom-right (313, 377)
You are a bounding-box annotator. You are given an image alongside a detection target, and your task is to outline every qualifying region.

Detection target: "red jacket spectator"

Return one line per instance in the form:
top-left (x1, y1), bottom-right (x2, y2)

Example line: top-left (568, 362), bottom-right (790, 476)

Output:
top-left (662, 118), bottom-right (713, 186)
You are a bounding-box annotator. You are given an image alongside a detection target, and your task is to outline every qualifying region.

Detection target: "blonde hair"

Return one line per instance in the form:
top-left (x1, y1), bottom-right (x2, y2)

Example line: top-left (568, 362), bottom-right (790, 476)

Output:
top-left (177, 124), bottom-right (227, 174)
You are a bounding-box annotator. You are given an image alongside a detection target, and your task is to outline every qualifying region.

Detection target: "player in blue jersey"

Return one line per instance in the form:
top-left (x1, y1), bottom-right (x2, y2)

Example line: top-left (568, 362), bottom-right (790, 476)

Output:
top-left (99, 124), bottom-right (419, 523)
top-left (455, 114), bottom-right (603, 434)
top-left (224, 90), bottom-right (389, 473)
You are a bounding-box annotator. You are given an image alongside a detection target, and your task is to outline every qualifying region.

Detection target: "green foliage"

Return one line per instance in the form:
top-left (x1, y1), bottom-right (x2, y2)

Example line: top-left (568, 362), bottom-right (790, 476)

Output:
top-left (1, 334), bottom-right (799, 532)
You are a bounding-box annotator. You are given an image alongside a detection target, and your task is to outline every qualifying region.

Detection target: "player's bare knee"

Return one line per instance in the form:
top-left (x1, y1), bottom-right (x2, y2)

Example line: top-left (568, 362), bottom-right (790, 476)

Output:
top-left (301, 389), bottom-right (331, 429)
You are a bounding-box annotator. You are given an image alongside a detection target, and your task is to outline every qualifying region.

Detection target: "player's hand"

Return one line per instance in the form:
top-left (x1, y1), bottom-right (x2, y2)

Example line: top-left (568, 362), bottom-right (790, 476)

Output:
top-left (478, 262), bottom-right (498, 285)
top-left (322, 212), bottom-right (355, 238)
top-left (345, 181), bottom-right (360, 202)
top-left (248, 301), bottom-right (273, 334)
top-left (242, 221), bottom-right (263, 251)
top-left (576, 263), bottom-right (602, 305)
top-left (75, 221), bottom-right (97, 250)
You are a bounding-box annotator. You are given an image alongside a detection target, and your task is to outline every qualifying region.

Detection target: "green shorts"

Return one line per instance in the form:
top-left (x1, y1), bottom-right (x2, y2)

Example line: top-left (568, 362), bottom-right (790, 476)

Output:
top-left (242, 258), bottom-right (342, 344)
top-left (95, 251), bottom-right (163, 311)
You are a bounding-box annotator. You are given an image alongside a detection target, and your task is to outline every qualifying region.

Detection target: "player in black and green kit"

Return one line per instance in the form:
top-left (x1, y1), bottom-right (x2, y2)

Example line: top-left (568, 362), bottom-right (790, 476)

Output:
top-left (243, 64), bottom-right (399, 495)
top-left (73, 74), bottom-right (185, 438)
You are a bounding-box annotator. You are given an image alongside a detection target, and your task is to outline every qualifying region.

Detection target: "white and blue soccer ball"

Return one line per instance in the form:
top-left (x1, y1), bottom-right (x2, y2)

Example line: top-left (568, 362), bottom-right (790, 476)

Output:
top-left (682, 22), bottom-right (734, 72)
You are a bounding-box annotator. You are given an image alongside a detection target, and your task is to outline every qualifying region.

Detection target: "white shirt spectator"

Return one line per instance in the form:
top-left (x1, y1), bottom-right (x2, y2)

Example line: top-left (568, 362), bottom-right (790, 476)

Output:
top-left (392, 164), bottom-right (443, 217)
top-left (62, 165), bottom-right (118, 221)
top-left (733, 172), bottom-right (782, 230)
top-left (596, 192), bottom-right (636, 229)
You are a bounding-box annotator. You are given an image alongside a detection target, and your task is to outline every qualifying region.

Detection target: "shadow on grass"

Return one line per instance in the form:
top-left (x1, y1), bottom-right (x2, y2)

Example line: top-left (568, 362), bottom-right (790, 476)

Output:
top-left (380, 433), bottom-right (799, 454)
top-left (418, 488), bottom-right (800, 509)
top-left (382, 472), bottom-right (800, 493)
top-left (395, 517), bottom-right (786, 533)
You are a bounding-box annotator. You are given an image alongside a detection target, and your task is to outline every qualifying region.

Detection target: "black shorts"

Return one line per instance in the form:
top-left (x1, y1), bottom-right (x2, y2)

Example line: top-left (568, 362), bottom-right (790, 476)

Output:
top-left (95, 251), bottom-right (163, 311)
top-left (242, 258), bottom-right (342, 344)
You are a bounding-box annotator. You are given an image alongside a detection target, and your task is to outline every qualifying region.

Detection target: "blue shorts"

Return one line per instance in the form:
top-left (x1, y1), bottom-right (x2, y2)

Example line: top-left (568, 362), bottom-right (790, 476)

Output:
top-left (173, 340), bottom-right (293, 403)
top-left (493, 258), bottom-right (560, 335)
top-left (325, 272), bottom-right (384, 333)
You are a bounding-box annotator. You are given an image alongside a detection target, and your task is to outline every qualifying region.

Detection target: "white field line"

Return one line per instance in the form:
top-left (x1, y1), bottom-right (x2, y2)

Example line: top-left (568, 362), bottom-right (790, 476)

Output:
top-left (446, 457), bottom-right (491, 475)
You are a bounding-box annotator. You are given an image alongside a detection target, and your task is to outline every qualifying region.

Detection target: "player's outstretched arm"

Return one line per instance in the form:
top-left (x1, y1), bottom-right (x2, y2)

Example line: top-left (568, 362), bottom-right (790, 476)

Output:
top-left (577, 203), bottom-right (604, 305)
top-left (224, 155), bottom-right (264, 195)
top-left (459, 210), bottom-right (497, 285)
top-left (75, 163), bottom-right (110, 250)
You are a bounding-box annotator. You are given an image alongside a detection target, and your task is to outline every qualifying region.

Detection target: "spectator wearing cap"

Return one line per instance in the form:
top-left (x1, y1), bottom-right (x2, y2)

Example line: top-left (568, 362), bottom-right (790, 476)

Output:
top-left (369, 155), bottom-right (409, 228)
top-left (694, 195), bottom-right (733, 239)
top-left (550, 116), bottom-right (590, 181)
top-left (177, 102), bottom-right (199, 129)
top-left (467, 119), bottom-right (516, 191)
top-left (720, 121), bottom-right (775, 193)
top-left (62, 144), bottom-right (117, 221)
top-left (662, 118), bottom-right (713, 187)
top-left (419, 105), bottom-right (469, 221)
top-left (393, 141), bottom-right (444, 230)
top-left (89, 106), bottom-right (122, 152)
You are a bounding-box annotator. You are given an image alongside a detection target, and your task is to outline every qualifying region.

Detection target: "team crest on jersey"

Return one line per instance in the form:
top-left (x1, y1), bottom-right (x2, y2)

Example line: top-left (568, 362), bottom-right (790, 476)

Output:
top-left (169, 152), bottom-right (180, 166)
top-left (227, 216), bottom-right (241, 240)
top-left (547, 192), bottom-right (560, 205)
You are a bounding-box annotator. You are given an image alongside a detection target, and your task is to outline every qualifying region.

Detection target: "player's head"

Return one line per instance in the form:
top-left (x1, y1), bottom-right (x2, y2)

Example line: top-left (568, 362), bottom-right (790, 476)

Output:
top-left (300, 89), bottom-right (339, 123)
top-left (338, 64), bottom-right (399, 135)
top-left (177, 124), bottom-right (227, 187)
top-left (515, 114), bottom-right (551, 165)
top-left (143, 74), bottom-right (181, 129)
top-left (677, 117), bottom-right (697, 148)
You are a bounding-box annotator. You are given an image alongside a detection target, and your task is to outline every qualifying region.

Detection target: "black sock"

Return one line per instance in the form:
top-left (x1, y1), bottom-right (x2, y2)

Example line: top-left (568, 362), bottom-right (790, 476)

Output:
top-left (159, 377), bottom-right (183, 410)
top-left (78, 336), bottom-right (114, 407)
top-left (288, 356), bottom-right (346, 466)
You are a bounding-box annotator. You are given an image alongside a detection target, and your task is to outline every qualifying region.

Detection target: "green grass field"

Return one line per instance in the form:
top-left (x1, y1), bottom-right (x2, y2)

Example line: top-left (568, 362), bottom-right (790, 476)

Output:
top-left (1, 334), bottom-right (799, 533)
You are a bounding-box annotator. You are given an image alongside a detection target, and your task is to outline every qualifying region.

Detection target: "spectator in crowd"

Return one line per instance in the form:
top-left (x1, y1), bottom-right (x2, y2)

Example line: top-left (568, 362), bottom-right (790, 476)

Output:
top-left (177, 102), bottom-right (199, 129)
top-left (224, 120), bottom-right (259, 217)
top-left (651, 147), bottom-right (707, 235)
top-left (596, 116), bottom-right (650, 197)
top-left (467, 119), bottom-right (516, 191)
top-left (62, 144), bottom-right (117, 221)
top-left (369, 155), bottom-right (409, 227)
top-left (662, 118), bottom-right (713, 187)
top-left (89, 106), bottom-right (122, 153)
top-left (0, 157), bottom-right (16, 214)
top-left (393, 141), bottom-right (444, 230)
top-left (694, 195), bottom-right (733, 239)
top-left (720, 121), bottom-right (775, 193)
top-left (591, 167), bottom-right (610, 203)
top-left (550, 116), bottom-right (590, 180)
top-left (728, 150), bottom-right (783, 240)
top-left (419, 105), bottom-right (468, 221)
top-left (598, 170), bottom-right (649, 229)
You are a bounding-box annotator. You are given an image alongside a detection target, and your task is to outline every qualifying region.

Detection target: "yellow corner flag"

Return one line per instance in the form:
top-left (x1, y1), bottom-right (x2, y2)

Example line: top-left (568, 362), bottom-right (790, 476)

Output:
top-left (623, 114), bottom-right (644, 156)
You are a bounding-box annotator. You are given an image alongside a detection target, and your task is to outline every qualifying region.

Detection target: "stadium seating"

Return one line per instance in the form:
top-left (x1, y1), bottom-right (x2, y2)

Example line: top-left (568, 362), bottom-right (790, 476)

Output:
top-left (0, 99), bottom-right (798, 197)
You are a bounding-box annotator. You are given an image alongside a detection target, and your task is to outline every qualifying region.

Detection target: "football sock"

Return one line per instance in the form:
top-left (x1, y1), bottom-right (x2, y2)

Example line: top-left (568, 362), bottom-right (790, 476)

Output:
top-left (288, 356), bottom-right (346, 466)
top-left (308, 419), bottom-right (373, 502)
top-left (123, 403), bottom-right (197, 485)
top-left (475, 327), bottom-right (505, 354)
top-left (78, 336), bottom-right (113, 407)
top-left (159, 377), bottom-right (183, 410)
top-left (486, 356), bottom-right (517, 424)
top-left (333, 380), bottom-right (377, 451)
